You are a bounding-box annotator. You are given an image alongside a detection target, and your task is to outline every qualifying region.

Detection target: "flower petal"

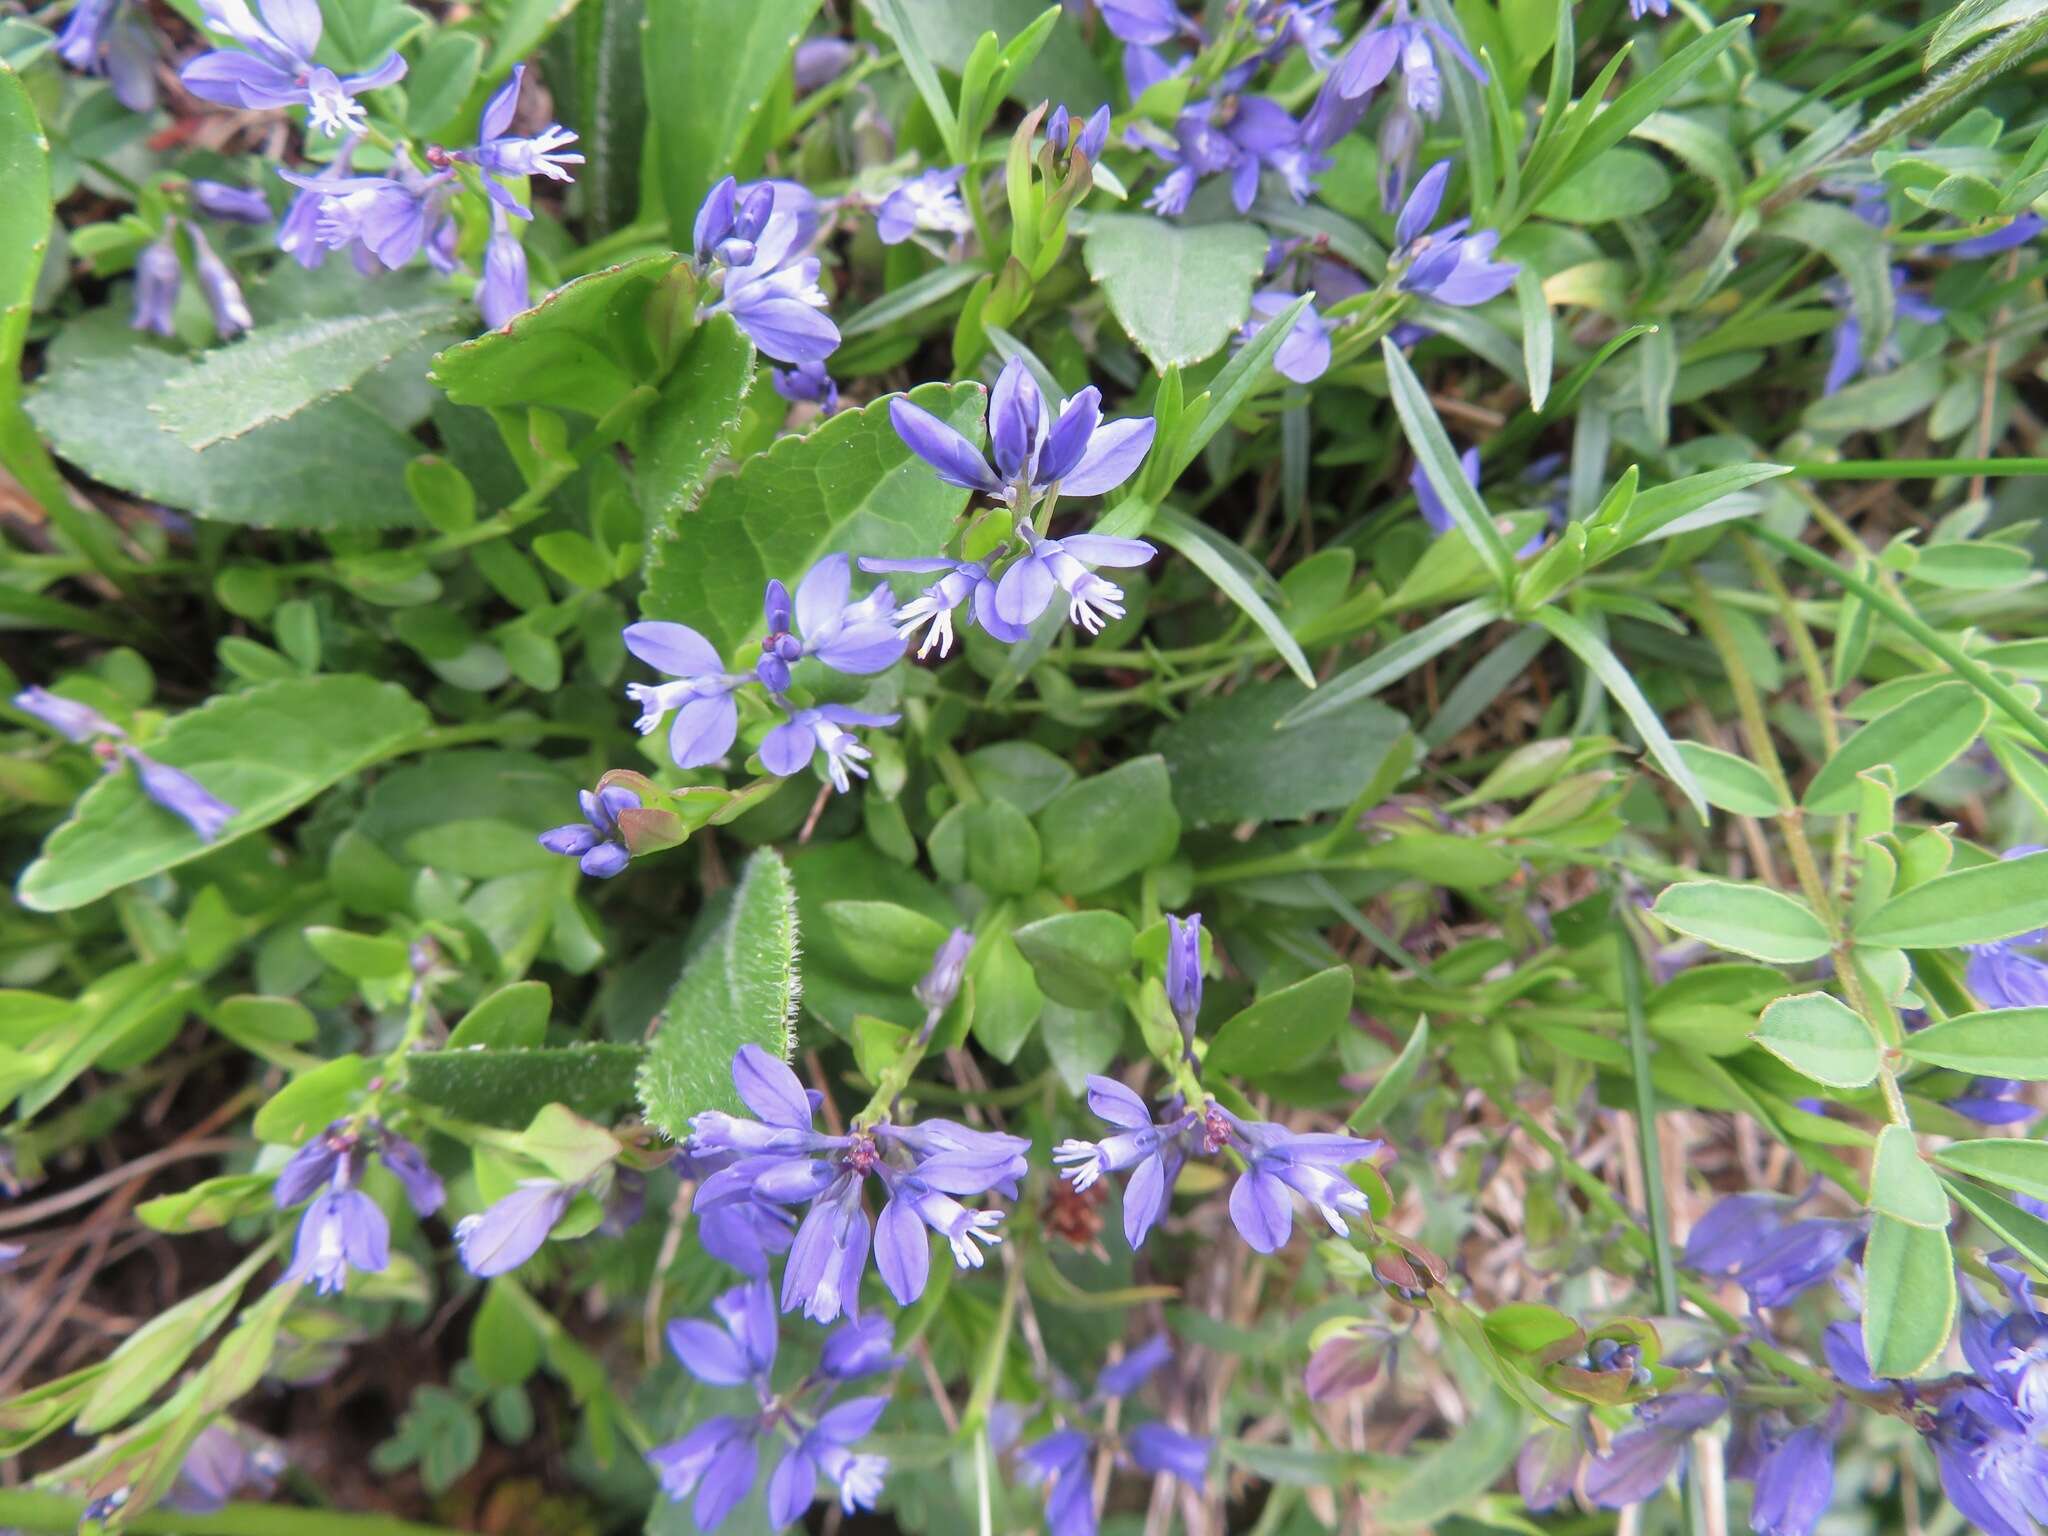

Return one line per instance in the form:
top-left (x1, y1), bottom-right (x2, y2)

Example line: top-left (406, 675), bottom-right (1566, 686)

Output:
top-left (624, 621), bottom-right (724, 678)
top-left (1056, 417), bottom-right (1156, 495)
top-left (889, 398), bottom-right (999, 493)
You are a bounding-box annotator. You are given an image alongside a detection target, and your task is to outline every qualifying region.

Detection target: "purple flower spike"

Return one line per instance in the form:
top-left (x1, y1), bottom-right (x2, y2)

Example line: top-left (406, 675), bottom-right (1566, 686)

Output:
top-left (1021, 1429), bottom-right (1098, 1536)
top-left (1392, 161), bottom-right (1518, 307)
top-left (1584, 1393), bottom-right (1726, 1508)
top-left (993, 529), bottom-right (1155, 634)
top-left (648, 1416), bottom-right (759, 1531)
top-left (1054, 1077), bottom-right (1194, 1249)
top-left (132, 235), bottom-right (181, 336)
top-left (181, 0), bottom-right (406, 138)
top-left (622, 621), bottom-right (746, 769)
top-left (1097, 1333), bottom-right (1173, 1399)
top-left (1127, 1423), bottom-right (1210, 1484)
top-left (1752, 1424), bottom-right (1835, 1536)
top-left (539, 784), bottom-right (641, 879)
top-left (13, 685), bottom-right (121, 743)
top-left (282, 1186), bottom-right (389, 1295)
top-left (760, 705), bottom-right (900, 793)
top-left (125, 747), bottom-right (236, 841)
top-left (377, 1128), bottom-right (445, 1217)
top-left (1223, 1113), bottom-right (1383, 1253)
top-left (875, 167), bottom-right (972, 247)
top-left (457, 63), bottom-right (583, 218)
top-left (454, 1180), bottom-right (572, 1277)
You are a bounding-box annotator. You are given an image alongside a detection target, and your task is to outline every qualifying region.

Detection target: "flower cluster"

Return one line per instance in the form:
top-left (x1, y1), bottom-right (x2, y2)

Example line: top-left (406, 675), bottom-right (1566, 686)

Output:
top-left (273, 1120), bottom-right (442, 1294)
top-left (646, 1281), bottom-right (897, 1530)
top-left (13, 686), bottom-right (237, 842)
top-left (129, 180), bottom-right (268, 340)
top-left (1302, 0), bottom-right (1487, 205)
top-left (688, 1045), bottom-right (1028, 1323)
top-left (693, 176), bottom-right (841, 369)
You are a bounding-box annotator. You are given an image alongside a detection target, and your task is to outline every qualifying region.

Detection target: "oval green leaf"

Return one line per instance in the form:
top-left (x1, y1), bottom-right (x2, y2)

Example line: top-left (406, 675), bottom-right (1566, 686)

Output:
top-left (1750, 991), bottom-right (1879, 1088)
top-left (1802, 681), bottom-right (1989, 814)
top-left (1651, 881), bottom-right (1832, 964)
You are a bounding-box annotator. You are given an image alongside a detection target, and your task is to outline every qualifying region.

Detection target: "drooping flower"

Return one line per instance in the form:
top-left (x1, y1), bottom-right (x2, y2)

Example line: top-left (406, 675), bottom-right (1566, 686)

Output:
top-left (760, 705), bottom-right (901, 794)
top-left (132, 235), bottom-right (181, 336)
top-left (278, 162), bottom-right (457, 273)
top-left (164, 1424), bottom-right (284, 1514)
top-left (376, 1127), bottom-right (445, 1216)
top-left (857, 555), bottom-right (1023, 659)
top-left (12, 686), bottom-right (119, 742)
top-left (993, 529), bottom-right (1157, 634)
top-left (915, 928), bottom-right (975, 1018)
top-left (190, 179), bottom-right (271, 223)
top-left (1240, 288), bottom-right (1331, 383)
top-left (1054, 1077), bottom-right (1195, 1248)
top-left (455, 64), bottom-right (583, 217)
top-left (1301, 0), bottom-right (1486, 149)
top-left (1392, 161), bottom-right (1518, 306)
top-left (1127, 1422), bottom-right (1212, 1483)
top-left (1220, 1110), bottom-right (1384, 1253)
top-left (696, 178), bottom-right (840, 366)
top-left (454, 1180), bottom-right (573, 1277)
top-left (275, 138), bottom-right (360, 270)
top-left (539, 785), bottom-right (640, 879)
top-left (768, 1397), bottom-right (891, 1523)
top-left (282, 1185), bottom-right (390, 1294)
top-left (1020, 1429), bottom-right (1098, 1536)
top-left (1949, 212), bottom-right (2045, 259)
top-left (478, 204), bottom-right (531, 328)
top-left (1629, 0), bottom-right (1673, 17)
top-left (1092, 0), bottom-right (1201, 45)
top-left (889, 357), bottom-right (1158, 507)
top-left (57, 0), bottom-right (158, 111)
top-left (622, 621), bottom-right (749, 769)
top-left (1968, 941), bottom-right (2048, 1009)
top-left (773, 359), bottom-right (840, 413)
top-left (1929, 1386), bottom-right (2048, 1536)
top-left (1583, 1393), bottom-right (1727, 1507)
top-left (187, 225), bottom-right (252, 339)
top-left (794, 37), bottom-right (862, 92)
top-left (1750, 1422), bottom-right (1835, 1536)
top-left (1822, 267), bottom-right (1943, 395)
top-left (181, 0), bottom-right (406, 139)
top-left (875, 167), bottom-right (973, 247)
top-left (1950, 1076), bottom-right (2040, 1126)
top-left (122, 746), bottom-right (237, 841)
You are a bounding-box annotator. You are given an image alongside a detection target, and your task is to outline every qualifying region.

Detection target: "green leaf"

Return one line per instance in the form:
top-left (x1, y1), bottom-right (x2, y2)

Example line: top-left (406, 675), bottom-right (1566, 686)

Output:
top-left (1650, 881), bottom-right (1833, 964)
top-left (134, 1174), bottom-right (276, 1233)
top-left (1205, 966), bottom-right (1355, 1077)
top-left (1153, 678), bottom-right (1407, 827)
top-left (153, 304), bottom-right (459, 449)
top-left (405, 1044), bottom-right (645, 1130)
top-left (1766, 201), bottom-right (1894, 367)
top-left (1946, 1177), bottom-right (2048, 1274)
top-left (1531, 606), bottom-right (1708, 822)
top-left (0, 56), bottom-right (49, 433)
top-left (1862, 1213), bottom-right (1956, 1379)
top-left (1870, 1125), bottom-right (1950, 1229)
top-left (1148, 292), bottom-right (1314, 494)
top-left (560, 0), bottom-right (648, 234)
top-left (16, 675), bottom-right (430, 912)
top-left (823, 901), bottom-right (955, 987)
top-left (638, 848), bottom-right (801, 1139)
top-left (1384, 339), bottom-right (1515, 589)
top-left (27, 348), bottom-right (423, 529)
top-left (1632, 111), bottom-right (1744, 205)
top-left (1926, 0), bottom-right (2047, 65)
top-left (430, 255), bottom-right (683, 416)
top-left (1609, 463), bottom-right (1790, 550)
top-left (253, 1054), bottom-right (371, 1144)
top-left (1802, 681), bottom-right (1989, 814)
top-left (447, 981), bottom-right (552, 1050)
top-left (1675, 742), bottom-right (1786, 816)
top-left (1750, 992), bottom-right (1879, 1088)
top-left (1856, 849), bottom-right (2048, 947)
top-left (1036, 756), bottom-right (1182, 896)
top-left (1350, 1017), bottom-right (1432, 1131)
top-left (1081, 215), bottom-right (1271, 371)
top-left (1900, 1008), bottom-right (2048, 1077)
top-left (871, 0), bottom-right (1114, 111)
top-left (1934, 1139), bottom-right (2048, 1202)
top-left (1280, 597), bottom-right (1504, 728)
top-left (970, 930), bottom-right (1044, 1062)
top-left (1012, 910), bottom-right (1136, 1008)
top-left (77, 1258), bottom-right (255, 1431)
top-left (648, 0), bottom-right (824, 248)
top-left (1147, 507), bottom-right (1314, 687)
top-left (841, 265), bottom-right (989, 339)
top-left (1534, 146), bottom-right (1671, 224)
top-left (641, 382), bottom-right (982, 655)
top-left (1515, 268), bottom-right (1553, 412)
top-left (633, 314), bottom-right (755, 524)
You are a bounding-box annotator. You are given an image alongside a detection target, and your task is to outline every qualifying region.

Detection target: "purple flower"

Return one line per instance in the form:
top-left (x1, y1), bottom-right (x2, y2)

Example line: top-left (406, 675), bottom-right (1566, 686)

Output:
top-left (1930, 1387), bottom-right (2048, 1536)
top-left (915, 928), bottom-right (974, 1016)
top-left (13, 686), bottom-right (120, 743)
top-left (1630, 0), bottom-right (1672, 15)
top-left (132, 234), bottom-right (181, 336)
top-left (191, 180), bottom-right (270, 223)
top-left (457, 64), bottom-right (582, 217)
top-left (1823, 267), bottom-right (1942, 395)
top-left (1020, 1429), bottom-right (1097, 1536)
top-left (858, 555), bottom-right (1023, 657)
top-left (1222, 1111), bottom-right (1384, 1253)
top-left (1518, 1426), bottom-right (1584, 1510)
top-left (278, 163), bottom-right (456, 273)
top-left (1734, 1219), bottom-right (1861, 1308)
top-left (1584, 1393), bottom-right (1727, 1508)
top-left (669, 1279), bottom-right (779, 1389)
top-left (274, 1122), bottom-right (353, 1208)
top-left (1093, 0), bottom-right (1200, 44)
top-left (622, 621), bottom-right (747, 769)
top-left (1240, 288), bottom-right (1331, 383)
top-left (1950, 212), bottom-right (2045, 259)
top-left (56, 0), bottom-right (157, 111)
top-left (1682, 1191), bottom-right (1797, 1274)
top-left (994, 529), bottom-right (1156, 634)
top-left (761, 705), bottom-right (900, 793)
top-left (275, 138), bottom-right (358, 270)
top-left (1951, 1076), bottom-right (2040, 1126)
top-left (1411, 444), bottom-right (1480, 537)
top-left (763, 554), bottom-right (905, 680)
top-left (378, 1127), bottom-right (444, 1216)
top-left (539, 784), bottom-right (639, 879)
top-left (1751, 1424), bottom-right (1834, 1536)
top-left (875, 167), bottom-right (972, 246)
top-left (454, 1180), bottom-right (572, 1277)
top-left (794, 37), bottom-right (861, 92)
top-left (124, 747), bottom-right (236, 840)
top-left (1098, 1332), bottom-right (1174, 1398)
top-left (890, 357), bottom-right (1158, 506)
top-left (697, 178), bottom-right (839, 366)
top-left (282, 1186), bottom-right (389, 1294)
top-left (769, 1396), bottom-right (891, 1522)
top-left (478, 205), bottom-right (530, 328)
top-left (187, 225), bottom-right (251, 339)
top-left (1127, 1423), bottom-right (1210, 1484)
top-left (648, 1416), bottom-right (760, 1530)
top-left (821, 1315), bottom-right (902, 1379)
top-left (1047, 103), bottom-right (1113, 162)
top-left (1301, 0), bottom-right (1485, 148)
top-left (1393, 162), bottom-right (1518, 306)
top-left (1969, 943), bottom-right (2048, 1009)
top-left (773, 359), bottom-right (839, 413)
top-left (1054, 1077), bottom-right (1194, 1248)
top-left (181, 0), bottom-right (406, 139)
top-left (1132, 96), bottom-right (1320, 216)
top-left (1166, 913), bottom-right (1203, 1034)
